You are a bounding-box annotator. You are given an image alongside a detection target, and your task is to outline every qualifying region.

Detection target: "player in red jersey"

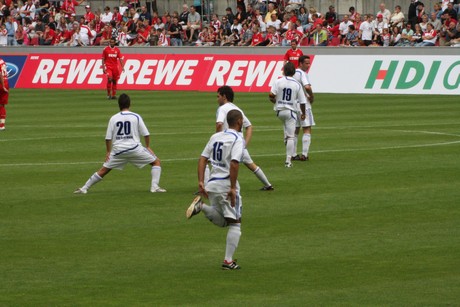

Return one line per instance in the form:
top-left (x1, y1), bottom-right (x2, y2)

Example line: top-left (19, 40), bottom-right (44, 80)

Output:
top-left (283, 40), bottom-right (304, 68)
top-left (0, 57), bottom-right (9, 131)
top-left (102, 38), bottom-right (125, 100)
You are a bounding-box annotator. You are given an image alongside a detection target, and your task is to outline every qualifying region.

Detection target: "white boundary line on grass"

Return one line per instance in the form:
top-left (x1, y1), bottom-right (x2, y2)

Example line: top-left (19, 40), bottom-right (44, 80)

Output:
top-left (1, 136), bottom-right (460, 167)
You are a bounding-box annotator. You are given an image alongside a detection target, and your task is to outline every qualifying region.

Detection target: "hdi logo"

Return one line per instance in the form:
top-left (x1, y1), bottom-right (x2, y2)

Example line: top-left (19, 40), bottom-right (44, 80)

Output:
top-left (365, 60), bottom-right (460, 91)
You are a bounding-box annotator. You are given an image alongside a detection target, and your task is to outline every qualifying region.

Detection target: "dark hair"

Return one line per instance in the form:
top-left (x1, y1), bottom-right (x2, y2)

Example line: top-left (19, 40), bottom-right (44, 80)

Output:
top-left (227, 109), bottom-right (242, 127)
top-left (298, 55), bottom-right (310, 65)
top-left (217, 85), bottom-right (234, 102)
top-left (118, 93), bottom-right (131, 110)
top-left (283, 62), bottom-right (296, 77)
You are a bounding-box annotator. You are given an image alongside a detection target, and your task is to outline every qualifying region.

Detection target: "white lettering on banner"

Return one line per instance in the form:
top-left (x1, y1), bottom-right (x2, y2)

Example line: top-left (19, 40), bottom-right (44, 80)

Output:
top-left (207, 60), bottom-right (284, 87)
top-left (32, 59), bottom-right (55, 83)
top-left (67, 59), bottom-right (97, 84)
top-left (120, 59), bottom-right (197, 85)
top-left (88, 62), bottom-right (104, 84)
top-left (51, 60), bottom-right (70, 84)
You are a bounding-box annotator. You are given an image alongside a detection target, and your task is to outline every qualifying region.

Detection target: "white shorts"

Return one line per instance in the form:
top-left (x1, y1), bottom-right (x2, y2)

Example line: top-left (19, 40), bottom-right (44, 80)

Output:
top-left (276, 109), bottom-right (297, 138)
top-left (208, 191), bottom-right (243, 220)
top-left (296, 108), bottom-right (315, 128)
top-left (242, 148), bottom-right (253, 164)
top-left (103, 145), bottom-right (157, 170)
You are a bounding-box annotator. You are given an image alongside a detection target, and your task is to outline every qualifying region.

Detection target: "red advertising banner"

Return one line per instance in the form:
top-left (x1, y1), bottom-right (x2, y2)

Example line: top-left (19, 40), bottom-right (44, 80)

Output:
top-left (16, 53), bottom-right (305, 92)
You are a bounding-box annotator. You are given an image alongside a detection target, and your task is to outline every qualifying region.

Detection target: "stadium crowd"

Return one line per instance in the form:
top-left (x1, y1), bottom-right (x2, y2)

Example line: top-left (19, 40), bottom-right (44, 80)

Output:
top-left (0, 0), bottom-right (459, 47)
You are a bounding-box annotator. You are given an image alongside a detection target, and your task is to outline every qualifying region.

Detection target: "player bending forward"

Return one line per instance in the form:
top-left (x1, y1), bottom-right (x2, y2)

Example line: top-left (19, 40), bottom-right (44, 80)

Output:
top-left (102, 38), bottom-right (125, 100)
top-left (74, 93), bottom-right (166, 194)
top-left (186, 109), bottom-right (244, 270)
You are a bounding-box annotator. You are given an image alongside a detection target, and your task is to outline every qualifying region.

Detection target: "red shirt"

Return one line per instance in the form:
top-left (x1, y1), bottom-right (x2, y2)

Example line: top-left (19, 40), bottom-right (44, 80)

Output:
top-left (84, 12), bottom-right (95, 24)
top-left (284, 48), bottom-right (304, 68)
top-left (251, 32), bottom-right (265, 45)
top-left (102, 46), bottom-right (122, 69)
top-left (0, 59), bottom-right (9, 90)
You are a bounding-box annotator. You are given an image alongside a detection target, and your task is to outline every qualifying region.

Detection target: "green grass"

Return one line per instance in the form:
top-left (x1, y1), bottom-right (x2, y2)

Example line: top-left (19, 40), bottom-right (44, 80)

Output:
top-left (1, 90), bottom-right (459, 306)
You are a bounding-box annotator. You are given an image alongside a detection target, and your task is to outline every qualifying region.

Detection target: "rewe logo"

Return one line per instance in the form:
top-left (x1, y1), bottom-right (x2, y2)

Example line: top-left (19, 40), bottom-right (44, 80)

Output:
top-left (366, 60), bottom-right (460, 91)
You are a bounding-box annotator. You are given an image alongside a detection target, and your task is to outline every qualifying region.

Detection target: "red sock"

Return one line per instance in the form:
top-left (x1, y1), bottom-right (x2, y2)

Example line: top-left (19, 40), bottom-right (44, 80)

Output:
top-left (0, 105), bottom-right (6, 120)
top-left (112, 82), bottom-right (117, 97)
top-left (106, 81), bottom-right (112, 96)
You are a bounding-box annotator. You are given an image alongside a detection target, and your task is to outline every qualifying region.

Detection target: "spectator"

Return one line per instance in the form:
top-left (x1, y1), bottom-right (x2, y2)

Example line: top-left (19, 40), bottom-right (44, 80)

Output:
top-left (60, 0), bottom-right (84, 19)
top-left (186, 5), bottom-right (201, 43)
top-left (99, 23), bottom-right (112, 45)
top-left (439, 20), bottom-right (458, 45)
top-left (230, 17), bottom-right (242, 34)
top-left (359, 14), bottom-right (373, 46)
top-left (430, 12), bottom-right (442, 31)
top-left (139, 6), bottom-right (152, 25)
top-left (221, 28), bottom-right (240, 46)
top-left (112, 7), bottom-right (123, 26)
top-left (226, 7), bottom-right (235, 24)
top-left (4, 15), bottom-right (17, 46)
top-left (419, 14), bottom-right (429, 32)
top-left (203, 26), bottom-right (216, 46)
top-left (158, 27), bottom-right (169, 46)
top-left (381, 27), bottom-right (391, 46)
top-left (193, 0), bottom-right (202, 17)
top-left (235, 5), bottom-right (247, 23)
top-left (250, 24), bottom-right (267, 46)
top-left (339, 15), bottom-right (353, 43)
top-left (39, 23), bottom-right (55, 45)
top-left (266, 12), bottom-right (281, 31)
top-left (220, 15), bottom-right (231, 35)
top-left (19, 0), bottom-right (36, 23)
top-left (396, 23), bottom-right (414, 46)
top-left (129, 7), bottom-right (139, 23)
top-left (433, 3), bottom-right (443, 20)
top-left (117, 26), bottom-right (129, 46)
top-left (373, 14), bottom-right (388, 44)
top-left (179, 4), bottom-right (189, 28)
top-left (147, 27), bottom-right (159, 46)
top-left (266, 24), bottom-right (281, 46)
top-left (389, 5), bottom-right (405, 29)
top-left (238, 22), bottom-right (253, 46)
top-left (408, 0), bottom-right (419, 29)
top-left (342, 24), bottom-right (359, 46)
top-left (416, 22), bottom-right (437, 46)
top-left (390, 25), bottom-right (401, 45)
top-left (264, 3), bottom-right (276, 24)
top-left (312, 23), bottom-right (327, 46)
top-left (0, 24), bottom-right (7, 46)
top-left (210, 14), bottom-right (221, 33)
top-left (376, 2), bottom-right (391, 24)
top-left (101, 6), bottom-right (113, 24)
top-left (168, 16), bottom-right (183, 46)
top-left (442, 2), bottom-right (458, 20)
top-left (285, 0), bottom-right (302, 13)
top-left (15, 23), bottom-right (26, 45)
top-left (297, 7), bottom-right (310, 32)
top-left (410, 23), bottom-right (423, 45)
top-left (280, 13), bottom-right (291, 34)
top-left (324, 5), bottom-right (337, 26)
top-left (282, 21), bottom-right (303, 46)
top-left (348, 6), bottom-right (358, 23)
top-left (84, 5), bottom-right (95, 24)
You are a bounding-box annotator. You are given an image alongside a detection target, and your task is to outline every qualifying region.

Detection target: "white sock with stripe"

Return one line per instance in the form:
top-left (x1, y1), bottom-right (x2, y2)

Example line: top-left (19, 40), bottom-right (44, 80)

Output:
top-left (253, 167), bottom-right (271, 187)
top-left (302, 134), bottom-right (311, 157)
top-left (82, 172), bottom-right (102, 191)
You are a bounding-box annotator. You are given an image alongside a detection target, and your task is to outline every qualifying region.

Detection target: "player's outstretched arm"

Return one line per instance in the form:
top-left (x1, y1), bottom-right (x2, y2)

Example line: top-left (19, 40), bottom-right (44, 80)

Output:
top-left (227, 160), bottom-right (240, 207)
top-left (269, 92), bottom-right (276, 103)
top-left (198, 156), bottom-right (209, 198)
top-left (105, 140), bottom-right (112, 161)
top-left (244, 125), bottom-right (253, 147)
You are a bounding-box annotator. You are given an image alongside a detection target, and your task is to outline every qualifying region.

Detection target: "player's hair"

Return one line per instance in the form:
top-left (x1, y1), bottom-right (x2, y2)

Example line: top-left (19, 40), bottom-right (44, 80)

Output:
top-left (118, 93), bottom-right (131, 110)
top-left (298, 55), bottom-right (310, 65)
top-left (283, 62), bottom-right (296, 77)
top-left (227, 109), bottom-right (242, 127)
top-left (217, 85), bottom-right (234, 102)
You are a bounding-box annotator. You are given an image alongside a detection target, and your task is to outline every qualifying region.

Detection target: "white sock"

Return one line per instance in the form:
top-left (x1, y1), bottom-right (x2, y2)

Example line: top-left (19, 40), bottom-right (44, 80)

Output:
top-left (224, 224), bottom-right (241, 262)
top-left (202, 204), bottom-right (227, 227)
top-left (286, 137), bottom-right (295, 162)
top-left (302, 134), bottom-right (311, 157)
top-left (253, 167), bottom-right (271, 186)
top-left (82, 172), bottom-right (102, 191)
top-left (294, 134), bottom-right (298, 155)
top-left (151, 166), bottom-right (162, 189)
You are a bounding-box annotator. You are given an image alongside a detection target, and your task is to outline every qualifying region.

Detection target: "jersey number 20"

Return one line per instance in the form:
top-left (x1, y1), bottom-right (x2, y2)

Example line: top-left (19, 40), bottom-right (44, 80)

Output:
top-left (116, 121), bottom-right (131, 136)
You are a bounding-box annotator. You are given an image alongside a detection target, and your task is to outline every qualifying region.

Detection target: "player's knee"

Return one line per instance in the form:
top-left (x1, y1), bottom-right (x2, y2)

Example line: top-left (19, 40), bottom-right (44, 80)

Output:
top-left (153, 159), bottom-right (161, 166)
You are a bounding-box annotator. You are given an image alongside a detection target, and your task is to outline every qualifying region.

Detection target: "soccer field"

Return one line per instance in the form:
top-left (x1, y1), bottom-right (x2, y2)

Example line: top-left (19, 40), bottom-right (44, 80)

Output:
top-left (1, 89), bottom-right (459, 305)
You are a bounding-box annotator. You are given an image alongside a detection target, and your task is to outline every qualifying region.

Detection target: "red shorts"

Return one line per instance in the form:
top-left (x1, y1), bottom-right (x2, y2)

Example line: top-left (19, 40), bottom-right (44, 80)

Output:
top-left (106, 66), bottom-right (120, 81)
top-left (0, 89), bottom-right (8, 105)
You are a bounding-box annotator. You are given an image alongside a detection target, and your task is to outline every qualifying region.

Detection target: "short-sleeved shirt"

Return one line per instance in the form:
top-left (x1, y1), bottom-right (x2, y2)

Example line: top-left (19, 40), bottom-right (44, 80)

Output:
top-left (201, 129), bottom-right (244, 193)
top-left (293, 68), bottom-right (312, 107)
top-left (188, 12), bottom-right (201, 24)
top-left (284, 48), bottom-right (303, 68)
top-left (102, 45), bottom-right (122, 69)
top-left (216, 102), bottom-right (251, 137)
top-left (105, 111), bottom-right (149, 154)
top-left (270, 76), bottom-right (307, 112)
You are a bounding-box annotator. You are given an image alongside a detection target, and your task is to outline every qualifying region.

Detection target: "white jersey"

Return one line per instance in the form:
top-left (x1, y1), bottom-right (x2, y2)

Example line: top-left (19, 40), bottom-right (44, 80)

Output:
top-left (359, 21), bottom-right (373, 40)
top-left (201, 129), bottom-right (244, 193)
top-left (105, 111), bottom-right (150, 154)
top-left (270, 76), bottom-right (307, 112)
top-left (293, 68), bottom-right (312, 107)
top-left (216, 102), bottom-right (251, 137)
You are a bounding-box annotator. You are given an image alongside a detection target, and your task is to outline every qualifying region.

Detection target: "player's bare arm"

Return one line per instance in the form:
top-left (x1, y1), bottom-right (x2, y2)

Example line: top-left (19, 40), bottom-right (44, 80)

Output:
top-left (198, 156), bottom-right (209, 198)
top-left (305, 85), bottom-right (314, 104)
top-left (216, 122), bottom-right (224, 133)
top-left (119, 58), bottom-right (125, 72)
top-left (227, 160), bottom-right (240, 207)
top-left (105, 139), bottom-right (112, 161)
top-left (244, 125), bottom-right (253, 147)
top-left (269, 92), bottom-right (276, 103)
top-left (0, 74), bottom-right (7, 93)
top-left (144, 135), bottom-right (153, 153)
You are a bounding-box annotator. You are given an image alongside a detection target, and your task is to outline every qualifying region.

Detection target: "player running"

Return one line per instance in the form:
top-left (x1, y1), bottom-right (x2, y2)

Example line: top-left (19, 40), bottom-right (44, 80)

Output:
top-left (0, 57), bottom-right (9, 131)
top-left (186, 109), bottom-right (245, 270)
top-left (102, 38), bottom-right (125, 100)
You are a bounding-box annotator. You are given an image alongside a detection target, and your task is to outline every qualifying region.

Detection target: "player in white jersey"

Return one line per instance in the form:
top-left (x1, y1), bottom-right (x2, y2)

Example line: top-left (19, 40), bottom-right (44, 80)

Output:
top-left (186, 109), bottom-right (245, 270)
top-left (215, 86), bottom-right (273, 191)
top-left (292, 55), bottom-right (315, 161)
top-left (74, 94), bottom-right (166, 194)
top-left (269, 62), bottom-right (307, 168)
